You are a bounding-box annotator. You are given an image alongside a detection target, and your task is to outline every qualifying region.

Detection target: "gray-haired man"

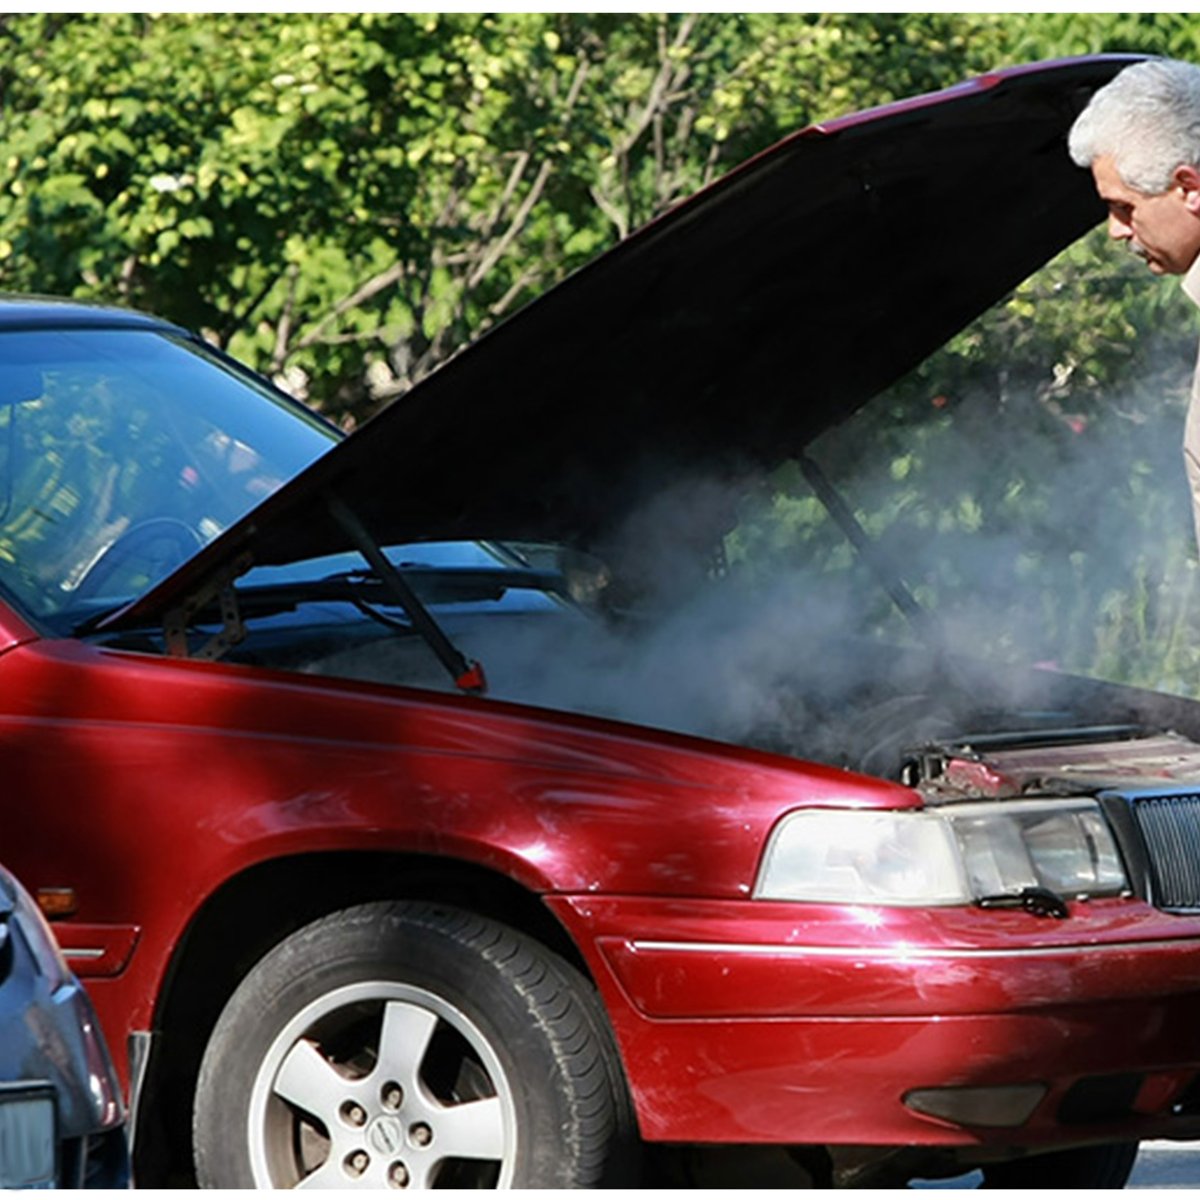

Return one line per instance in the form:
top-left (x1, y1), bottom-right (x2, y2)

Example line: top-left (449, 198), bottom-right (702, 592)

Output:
top-left (1069, 59), bottom-right (1200, 552)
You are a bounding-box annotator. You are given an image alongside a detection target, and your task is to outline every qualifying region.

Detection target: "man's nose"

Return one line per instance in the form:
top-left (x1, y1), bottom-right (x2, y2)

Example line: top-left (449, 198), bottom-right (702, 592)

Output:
top-left (1107, 212), bottom-right (1133, 240)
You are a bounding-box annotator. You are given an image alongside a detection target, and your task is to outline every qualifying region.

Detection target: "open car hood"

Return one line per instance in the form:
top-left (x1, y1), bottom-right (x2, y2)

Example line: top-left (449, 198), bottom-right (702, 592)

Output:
top-left (107, 55), bottom-right (1136, 631)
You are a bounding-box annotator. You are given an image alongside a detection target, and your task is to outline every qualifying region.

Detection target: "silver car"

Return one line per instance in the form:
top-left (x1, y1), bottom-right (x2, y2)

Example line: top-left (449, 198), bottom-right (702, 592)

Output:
top-left (0, 865), bottom-right (128, 1187)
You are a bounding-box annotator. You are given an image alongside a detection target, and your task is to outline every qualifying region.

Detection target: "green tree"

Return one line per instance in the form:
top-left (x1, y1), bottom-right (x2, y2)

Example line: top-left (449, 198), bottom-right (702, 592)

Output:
top-left (0, 12), bottom-right (1008, 424)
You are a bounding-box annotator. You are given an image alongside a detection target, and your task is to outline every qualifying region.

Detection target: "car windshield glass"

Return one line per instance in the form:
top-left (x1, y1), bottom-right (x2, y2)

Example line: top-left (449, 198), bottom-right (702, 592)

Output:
top-left (0, 327), bottom-right (335, 623)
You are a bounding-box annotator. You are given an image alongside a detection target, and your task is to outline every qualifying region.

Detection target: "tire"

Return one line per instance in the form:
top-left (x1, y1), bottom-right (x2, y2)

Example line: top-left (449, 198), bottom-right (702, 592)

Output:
top-left (193, 901), bottom-right (635, 1189)
top-left (981, 1142), bottom-right (1139, 1189)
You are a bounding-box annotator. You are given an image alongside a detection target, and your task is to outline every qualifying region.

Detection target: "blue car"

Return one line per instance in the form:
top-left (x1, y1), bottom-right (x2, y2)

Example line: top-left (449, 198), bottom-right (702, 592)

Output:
top-left (0, 865), bottom-right (128, 1187)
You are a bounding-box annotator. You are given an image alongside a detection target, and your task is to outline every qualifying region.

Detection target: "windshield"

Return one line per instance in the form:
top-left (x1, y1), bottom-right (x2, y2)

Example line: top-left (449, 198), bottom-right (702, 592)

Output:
top-left (0, 327), bottom-right (335, 626)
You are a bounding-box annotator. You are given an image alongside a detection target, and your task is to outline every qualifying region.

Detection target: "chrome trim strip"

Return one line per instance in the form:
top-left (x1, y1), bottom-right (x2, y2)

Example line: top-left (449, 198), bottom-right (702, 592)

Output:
top-left (629, 937), bottom-right (1200, 960)
top-left (60, 948), bottom-right (105, 960)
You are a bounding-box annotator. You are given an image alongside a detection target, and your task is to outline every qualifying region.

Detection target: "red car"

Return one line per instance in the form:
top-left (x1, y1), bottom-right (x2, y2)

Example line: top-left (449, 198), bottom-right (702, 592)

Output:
top-left (2, 55), bottom-right (1198, 1188)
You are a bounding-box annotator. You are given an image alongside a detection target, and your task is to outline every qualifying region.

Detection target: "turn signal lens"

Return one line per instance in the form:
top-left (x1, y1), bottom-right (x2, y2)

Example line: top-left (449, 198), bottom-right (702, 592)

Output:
top-left (36, 888), bottom-right (77, 919)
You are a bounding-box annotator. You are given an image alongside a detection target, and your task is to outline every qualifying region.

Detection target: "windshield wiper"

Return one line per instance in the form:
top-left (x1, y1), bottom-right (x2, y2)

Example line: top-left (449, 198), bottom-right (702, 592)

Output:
top-left (321, 564), bottom-right (567, 605)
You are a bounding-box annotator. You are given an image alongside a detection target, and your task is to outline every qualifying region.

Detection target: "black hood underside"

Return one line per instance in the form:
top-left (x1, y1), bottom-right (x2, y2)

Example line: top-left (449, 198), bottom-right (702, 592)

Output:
top-left (109, 55), bottom-right (1137, 633)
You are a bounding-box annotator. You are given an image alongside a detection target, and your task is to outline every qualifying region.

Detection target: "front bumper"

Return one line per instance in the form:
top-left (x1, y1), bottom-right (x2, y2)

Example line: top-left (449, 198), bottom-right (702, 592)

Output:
top-left (547, 894), bottom-right (1200, 1148)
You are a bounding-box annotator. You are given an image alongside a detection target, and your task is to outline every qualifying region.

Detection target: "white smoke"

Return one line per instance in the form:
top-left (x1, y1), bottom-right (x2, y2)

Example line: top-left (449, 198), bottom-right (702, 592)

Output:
top-left (297, 348), bottom-right (1200, 779)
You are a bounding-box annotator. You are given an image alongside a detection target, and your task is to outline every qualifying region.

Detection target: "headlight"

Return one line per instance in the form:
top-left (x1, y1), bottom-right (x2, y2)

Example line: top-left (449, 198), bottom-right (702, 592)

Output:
top-left (755, 799), bottom-right (1128, 905)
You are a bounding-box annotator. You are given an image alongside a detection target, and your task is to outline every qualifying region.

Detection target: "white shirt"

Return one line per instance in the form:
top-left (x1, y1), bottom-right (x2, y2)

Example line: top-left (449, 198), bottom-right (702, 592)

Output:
top-left (1181, 253), bottom-right (1200, 555)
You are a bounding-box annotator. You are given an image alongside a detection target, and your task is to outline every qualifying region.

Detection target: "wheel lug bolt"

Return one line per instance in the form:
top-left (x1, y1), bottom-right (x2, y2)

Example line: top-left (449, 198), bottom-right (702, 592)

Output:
top-left (381, 1082), bottom-right (404, 1111)
top-left (409, 1122), bottom-right (433, 1147)
top-left (341, 1100), bottom-right (368, 1127)
top-left (344, 1150), bottom-right (370, 1178)
top-left (388, 1160), bottom-right (410, 1188)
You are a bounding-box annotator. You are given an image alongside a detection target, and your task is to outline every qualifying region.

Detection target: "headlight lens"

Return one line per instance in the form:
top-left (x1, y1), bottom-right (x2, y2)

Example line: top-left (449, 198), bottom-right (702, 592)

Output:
top-left (754, 809), bottom-right (967, 903)
top-left (755, 799), bottom-right (1127, 905)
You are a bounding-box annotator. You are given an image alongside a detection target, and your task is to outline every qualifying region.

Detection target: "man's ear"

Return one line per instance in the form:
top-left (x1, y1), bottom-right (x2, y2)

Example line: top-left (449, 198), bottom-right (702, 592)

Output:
top-left (1173, 164), bottom-right (1200, 213)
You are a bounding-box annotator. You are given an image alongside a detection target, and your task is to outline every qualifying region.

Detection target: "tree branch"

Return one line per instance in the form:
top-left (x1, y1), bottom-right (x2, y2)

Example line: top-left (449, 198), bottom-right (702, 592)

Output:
top-left (614, 14), bottom-right (697, 161)
top-left (478, 149), bottom-right (532, 242)
top-left (292, 261), bottom-right (406, 354)
top-left (465, 53), bottom-right (590, 290)
top-left (487, 265), bottom-right (541, 321)
top-left (466, 159), bottom-right (553, 290)
top-left (270, 263), bottom-right (300, 373)
top-left (589, 183), bottom-right (629, 240)
top-left (220, 268), bottom-right (283, 346)
top-left (117, 253), bottom-right (138, 299)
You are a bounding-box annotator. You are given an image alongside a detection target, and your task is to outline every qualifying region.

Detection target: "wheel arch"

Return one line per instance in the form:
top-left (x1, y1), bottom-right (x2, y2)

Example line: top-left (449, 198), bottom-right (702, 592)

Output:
top-left (132, 849), bottom-right (590, 1185)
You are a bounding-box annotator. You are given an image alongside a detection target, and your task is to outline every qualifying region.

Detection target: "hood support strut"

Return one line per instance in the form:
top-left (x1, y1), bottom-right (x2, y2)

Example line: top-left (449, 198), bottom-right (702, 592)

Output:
top-left (796, 453), bottom-right (984, 704)
top-left (325, 493), bottom-right (487, 694)
top-left (796, 452), bottom-right (929, 633)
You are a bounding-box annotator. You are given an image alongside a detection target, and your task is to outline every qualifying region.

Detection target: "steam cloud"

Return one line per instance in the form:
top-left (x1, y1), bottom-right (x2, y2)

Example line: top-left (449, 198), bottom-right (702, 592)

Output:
top-left (304, 362), bottom-right (1200, 781)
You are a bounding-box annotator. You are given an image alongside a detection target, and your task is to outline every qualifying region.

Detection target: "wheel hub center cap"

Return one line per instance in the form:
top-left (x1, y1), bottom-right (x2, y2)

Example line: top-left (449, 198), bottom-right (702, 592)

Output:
top-left (366, 1114), bottom-right (405, 1156)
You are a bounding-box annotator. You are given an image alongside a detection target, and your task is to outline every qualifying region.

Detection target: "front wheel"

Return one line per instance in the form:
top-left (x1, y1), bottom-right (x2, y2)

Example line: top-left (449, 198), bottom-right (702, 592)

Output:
top-left (193, 902), bottom-right (634, 1188)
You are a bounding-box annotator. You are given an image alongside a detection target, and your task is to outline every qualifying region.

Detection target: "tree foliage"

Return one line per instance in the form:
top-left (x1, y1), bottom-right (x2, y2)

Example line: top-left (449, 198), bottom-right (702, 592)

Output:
top-left (0, 12), bottom-right (1010, 423)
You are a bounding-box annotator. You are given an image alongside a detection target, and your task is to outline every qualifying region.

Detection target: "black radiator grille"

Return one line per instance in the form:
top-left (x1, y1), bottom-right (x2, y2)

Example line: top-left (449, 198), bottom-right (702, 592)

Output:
top-left (1133, 793), bottom-right (1200, 911)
